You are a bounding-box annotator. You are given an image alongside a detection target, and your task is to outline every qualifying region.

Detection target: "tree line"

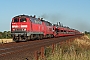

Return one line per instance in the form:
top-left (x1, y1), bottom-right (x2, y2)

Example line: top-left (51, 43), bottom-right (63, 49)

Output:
top-left (84, 31), bottom-right (90, 35)
top-left (0, 30), bottom-right (90, 39)
top-left (0, 31), bottom-right (11, 39)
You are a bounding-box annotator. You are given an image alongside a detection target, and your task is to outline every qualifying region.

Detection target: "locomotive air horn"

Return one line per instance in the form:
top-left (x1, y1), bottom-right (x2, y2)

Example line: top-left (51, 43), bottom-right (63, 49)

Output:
top-left (41, 18), bottom-right (43, 20)
top-left (38, 18), bottom-right (40, 20)
top-left (33, 15), bottom-right (36, 18)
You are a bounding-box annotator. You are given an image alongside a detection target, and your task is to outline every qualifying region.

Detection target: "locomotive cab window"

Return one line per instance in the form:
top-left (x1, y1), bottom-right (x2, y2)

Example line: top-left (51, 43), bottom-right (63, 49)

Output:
top-left (64, 30), bottom-right (66, 32)
top-left (20, 18), bottom-right (27, 22)
top-left (13, 18), bottom-right (19, 22)
top-left (60, 30), bottom-right (63, 32)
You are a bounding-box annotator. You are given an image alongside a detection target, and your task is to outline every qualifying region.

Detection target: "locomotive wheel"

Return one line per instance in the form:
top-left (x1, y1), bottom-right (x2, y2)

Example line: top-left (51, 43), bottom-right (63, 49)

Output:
top-left (12, 36), bottom-right (19, 42)
top-left (27, 36), bottom-right (30, 41)
top-left (37, 35), bottom-right (40, 40)
top-left (51, 35), bottom-right (53, 38)
top-left (49, 34), bottom-right (52, 38)
top-left (22, 37), bottom-right (27, 42)
top-left (40, 35), bottom-right (43, 39)
top-left (30, 35), bottom-right (34, 40)
top-left (13, 38), bottom-right (19, 42)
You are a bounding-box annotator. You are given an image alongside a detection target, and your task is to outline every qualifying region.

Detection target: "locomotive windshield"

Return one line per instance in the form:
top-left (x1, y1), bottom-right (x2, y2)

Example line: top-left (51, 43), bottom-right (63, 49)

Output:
top-left (20, 18), bottom-right (27, 22)
top-left (13, 18), bottom-right (19, 22)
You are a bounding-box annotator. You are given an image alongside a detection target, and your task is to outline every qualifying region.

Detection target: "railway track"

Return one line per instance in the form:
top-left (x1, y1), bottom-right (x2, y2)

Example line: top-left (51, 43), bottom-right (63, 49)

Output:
top-left (0, 35), bottom-right (82, 60)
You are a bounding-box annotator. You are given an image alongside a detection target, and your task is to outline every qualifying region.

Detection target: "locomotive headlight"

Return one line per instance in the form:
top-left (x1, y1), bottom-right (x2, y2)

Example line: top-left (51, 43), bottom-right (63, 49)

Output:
top-left (13, 29), bottom-right (15, 31)
top-left (24, 29), bottom-right (26, 31)
top-left (21, 28), bottom-right (26, 31)
top-left (22, 29), bottom-right (23, 31)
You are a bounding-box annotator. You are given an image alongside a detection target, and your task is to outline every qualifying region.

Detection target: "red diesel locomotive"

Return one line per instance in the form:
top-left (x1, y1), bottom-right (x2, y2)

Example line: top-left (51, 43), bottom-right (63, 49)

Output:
top-left (11, 14), bottom-right (81, 42)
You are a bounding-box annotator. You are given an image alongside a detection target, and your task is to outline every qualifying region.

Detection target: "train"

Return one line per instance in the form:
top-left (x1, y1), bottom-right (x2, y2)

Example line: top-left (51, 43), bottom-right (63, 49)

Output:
top-left (11, 14), bottom-right (82, 42)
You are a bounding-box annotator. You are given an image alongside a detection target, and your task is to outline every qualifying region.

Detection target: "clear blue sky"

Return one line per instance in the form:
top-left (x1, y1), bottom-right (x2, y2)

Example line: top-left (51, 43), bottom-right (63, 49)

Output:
top-left (0, 0), bottom-right (90, 32)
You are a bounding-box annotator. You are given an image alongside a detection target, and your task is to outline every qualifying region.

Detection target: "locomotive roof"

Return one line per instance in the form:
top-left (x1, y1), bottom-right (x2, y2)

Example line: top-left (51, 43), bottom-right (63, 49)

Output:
top-left (41, 20), bottom-right (52, 24)
top-left (13, 15), bottom-right (30, 18)
top-left (13, 14), bottom-right (52, 24)
top-left (13, 14), bottom-right (38, 18)
top-left (14, 14), bottom-right (39, 19)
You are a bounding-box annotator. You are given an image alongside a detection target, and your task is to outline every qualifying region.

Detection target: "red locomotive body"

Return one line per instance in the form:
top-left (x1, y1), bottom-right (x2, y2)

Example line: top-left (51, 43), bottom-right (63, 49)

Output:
top-left (11, 15), bottom-right (54, 42)
top-left (41, 20), bottom-right (53, 38)
top-left (11, 15), bottom-right (43, 42)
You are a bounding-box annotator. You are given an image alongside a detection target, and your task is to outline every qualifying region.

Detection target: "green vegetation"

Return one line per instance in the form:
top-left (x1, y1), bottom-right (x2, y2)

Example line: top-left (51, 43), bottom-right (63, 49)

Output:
top-left (0, 31), bottom-right (11, 39)
top-left (84, 31), bottom-right (90, 39)
top-left (84, 31), bottom-right (90, 35)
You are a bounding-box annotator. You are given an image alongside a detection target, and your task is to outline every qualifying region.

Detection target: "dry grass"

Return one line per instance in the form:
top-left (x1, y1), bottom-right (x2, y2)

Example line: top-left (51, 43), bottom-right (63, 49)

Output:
top-left (0, 39), bottom-right (13, 43)
top-left (87, 34), bottom-right (90, 39)
top-left (44, 35), bottom-right (90, 60)
top-left (74, 35), bottom-right (90, 47)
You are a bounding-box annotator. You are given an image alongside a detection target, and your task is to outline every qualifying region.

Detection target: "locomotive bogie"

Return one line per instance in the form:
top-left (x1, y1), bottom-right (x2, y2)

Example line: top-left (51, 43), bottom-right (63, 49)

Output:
top-left (11, 31), bottom-right (44, 41)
